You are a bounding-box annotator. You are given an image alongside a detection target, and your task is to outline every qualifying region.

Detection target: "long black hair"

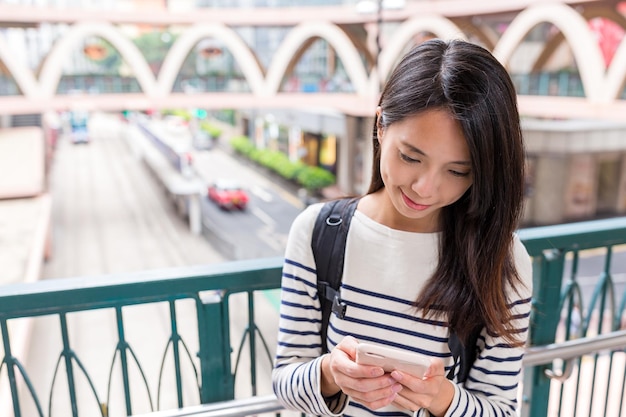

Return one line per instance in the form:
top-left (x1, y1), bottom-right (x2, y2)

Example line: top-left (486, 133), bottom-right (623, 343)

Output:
top-left (368, 39), bottom-right (526, 344)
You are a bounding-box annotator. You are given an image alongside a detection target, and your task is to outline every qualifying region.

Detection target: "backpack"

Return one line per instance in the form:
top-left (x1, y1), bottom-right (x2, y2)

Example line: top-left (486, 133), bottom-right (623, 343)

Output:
top-left (311, 197), bottom-right (480, 383)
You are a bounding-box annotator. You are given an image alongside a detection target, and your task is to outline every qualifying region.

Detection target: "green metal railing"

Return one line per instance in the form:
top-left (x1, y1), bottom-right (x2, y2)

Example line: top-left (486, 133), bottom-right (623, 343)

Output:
top-left (0, 258), bottom-right (283, 417)
top-left (1, 217), bottom-right (626, 417)
top-left (518, 216), bottom-right (626, 417)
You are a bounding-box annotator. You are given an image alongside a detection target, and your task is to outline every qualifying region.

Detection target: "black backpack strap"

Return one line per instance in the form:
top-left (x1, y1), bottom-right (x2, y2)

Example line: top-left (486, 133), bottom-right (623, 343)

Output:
top-left (311, 197), bottom-right (359, 354)
top-left (447, 324), bottom-right (482, 382)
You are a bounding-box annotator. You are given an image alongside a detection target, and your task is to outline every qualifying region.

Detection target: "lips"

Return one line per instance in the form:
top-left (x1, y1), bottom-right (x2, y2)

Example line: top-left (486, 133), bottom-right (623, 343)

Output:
top-left (401, 191), bottom-right (430, 211)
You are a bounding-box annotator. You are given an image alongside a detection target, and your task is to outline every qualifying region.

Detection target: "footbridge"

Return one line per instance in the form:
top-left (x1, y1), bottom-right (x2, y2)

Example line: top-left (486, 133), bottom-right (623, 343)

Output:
top-left (1, 0), bottom-right (626, 120)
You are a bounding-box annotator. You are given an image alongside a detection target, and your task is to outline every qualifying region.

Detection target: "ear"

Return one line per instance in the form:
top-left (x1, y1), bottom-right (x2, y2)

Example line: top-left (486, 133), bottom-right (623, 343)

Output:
top-left (375, 106), bottom-right (384, 141)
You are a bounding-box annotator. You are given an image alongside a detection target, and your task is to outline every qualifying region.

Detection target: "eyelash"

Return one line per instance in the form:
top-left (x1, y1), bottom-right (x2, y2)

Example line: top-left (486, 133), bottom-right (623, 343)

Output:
top-left (450, 170), bottom-right (471, 178)
top-left (399, 152), bottom-right (419, 163)
top-left (399, 152), bottom-right (470, 177)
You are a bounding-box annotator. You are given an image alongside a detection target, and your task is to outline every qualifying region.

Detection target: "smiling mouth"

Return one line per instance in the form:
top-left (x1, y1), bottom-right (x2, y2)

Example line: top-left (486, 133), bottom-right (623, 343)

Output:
top-left (401, 191), bottom-right (430, 211)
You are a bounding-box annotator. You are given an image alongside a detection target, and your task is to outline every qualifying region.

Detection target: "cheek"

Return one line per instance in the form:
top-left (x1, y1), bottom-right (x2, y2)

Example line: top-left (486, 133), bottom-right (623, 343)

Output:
top-left (379, 149), bottom-right (403, 184)
top-left (447, 182), bottom-right (471, 203)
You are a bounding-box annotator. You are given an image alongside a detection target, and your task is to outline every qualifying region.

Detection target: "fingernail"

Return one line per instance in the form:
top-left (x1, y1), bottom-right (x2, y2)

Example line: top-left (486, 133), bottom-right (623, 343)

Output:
top-left (392, 383), bottom-right (403, 393)
top-left (372, 367), bottom-right (384, 377)
top-left (391, 370), bottom-right (403, 380)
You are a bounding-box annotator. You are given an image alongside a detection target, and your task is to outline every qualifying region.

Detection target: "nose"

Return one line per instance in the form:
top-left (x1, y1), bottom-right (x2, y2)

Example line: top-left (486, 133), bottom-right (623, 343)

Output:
top-left (412, 170), bottom-right (439, 198)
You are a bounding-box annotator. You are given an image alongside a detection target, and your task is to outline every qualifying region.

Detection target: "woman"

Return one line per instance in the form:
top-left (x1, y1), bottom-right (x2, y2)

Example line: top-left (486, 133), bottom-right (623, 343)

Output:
top-left (272, 38), bottom-right (532, 417)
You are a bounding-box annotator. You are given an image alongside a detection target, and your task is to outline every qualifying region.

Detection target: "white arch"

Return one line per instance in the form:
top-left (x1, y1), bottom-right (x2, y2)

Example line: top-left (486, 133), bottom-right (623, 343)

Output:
top-left (156, 23), bottom-right (265, 97)
top-left (449, 17), bottom-right (499, 50)
top-left (378, 14), bottom-right (466, 85)
top-left (0, 36), bottom-right (39, 97)
top-left (493, 2), bottom-right (606, 102)
top-left (264, 21), bottom-right (370, 96)
top-left (604, 37), bottom-right (626, 101)
top-left (38, 22), bottom-right (157, 98)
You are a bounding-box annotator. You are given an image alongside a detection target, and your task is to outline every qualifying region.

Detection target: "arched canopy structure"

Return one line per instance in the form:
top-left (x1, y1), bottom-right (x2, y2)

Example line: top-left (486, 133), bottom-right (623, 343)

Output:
top-left (264, 21), bottom-right (370, 96)
top-left (38, 21), bottom-right (157, 98)
top-left (0, 3), bottom-right (624, 120)
top-left (156, 23), bottom-right (265, 97)
top-left (493, 3), bottom-right (605, 102)
top-left (0, 36), bottom-right (39, 97)
top-left (605, 38), bottom-right (626, 101)
top-left (531, 6), bottom-right (626, 72)
top-left (378, 14), bottom-right (465, 83)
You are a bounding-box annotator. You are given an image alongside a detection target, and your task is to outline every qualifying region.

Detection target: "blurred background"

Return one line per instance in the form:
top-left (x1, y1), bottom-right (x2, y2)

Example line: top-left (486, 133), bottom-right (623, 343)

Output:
top-left (1, 0), bottom-right (626, 415)
top-left (2, 0), bottom-right (626, 280)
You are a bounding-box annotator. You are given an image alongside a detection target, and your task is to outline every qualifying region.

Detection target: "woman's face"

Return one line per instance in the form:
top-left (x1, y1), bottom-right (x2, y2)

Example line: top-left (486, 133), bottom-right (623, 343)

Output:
top-left (377, 108), bottom-right (473, 232)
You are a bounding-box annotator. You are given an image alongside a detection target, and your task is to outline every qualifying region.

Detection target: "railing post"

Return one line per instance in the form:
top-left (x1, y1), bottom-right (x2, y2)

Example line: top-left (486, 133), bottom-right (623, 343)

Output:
top-left (1, 320), bottom-right (23, 417)
top-left (522, 249), bottom-right (566, 417)
top-left (196, 291), bottom-right (234, 403)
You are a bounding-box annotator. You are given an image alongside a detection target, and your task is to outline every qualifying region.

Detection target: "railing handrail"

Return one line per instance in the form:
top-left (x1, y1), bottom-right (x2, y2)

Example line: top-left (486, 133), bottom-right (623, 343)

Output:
top-left (130, 329), bottom-right (626, 417)
top-left (522, 329), bottom-right (626, 366)
top-left (130, 395), bottom-right (283, 417)
top-left (517, 216), bottom-right (626, 255)
top-left (0, 256), bottom-right (284, 318)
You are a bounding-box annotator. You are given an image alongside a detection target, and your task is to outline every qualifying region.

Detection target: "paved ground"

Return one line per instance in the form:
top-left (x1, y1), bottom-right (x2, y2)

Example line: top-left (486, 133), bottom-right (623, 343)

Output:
top-left (43, 114), bottom-right (223, 279)
top-left (7, 114), bottom-right (288, 417)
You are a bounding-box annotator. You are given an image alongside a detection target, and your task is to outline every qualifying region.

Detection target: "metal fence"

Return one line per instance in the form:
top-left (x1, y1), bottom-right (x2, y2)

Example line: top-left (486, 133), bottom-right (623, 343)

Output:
top-left (1, 217), bottom-right (626, 417)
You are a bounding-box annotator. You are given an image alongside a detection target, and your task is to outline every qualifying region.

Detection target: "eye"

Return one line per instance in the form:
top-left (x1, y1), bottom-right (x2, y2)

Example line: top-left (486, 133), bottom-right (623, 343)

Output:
top-left (399, 152), bottom-right (420, 163)
top-left (449, 169), bottom-right (471, 178)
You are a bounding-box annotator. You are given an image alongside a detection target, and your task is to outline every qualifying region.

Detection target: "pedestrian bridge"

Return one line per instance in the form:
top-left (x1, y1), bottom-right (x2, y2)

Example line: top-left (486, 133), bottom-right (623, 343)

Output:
top-left (1, 1), bottom-right (626, 120)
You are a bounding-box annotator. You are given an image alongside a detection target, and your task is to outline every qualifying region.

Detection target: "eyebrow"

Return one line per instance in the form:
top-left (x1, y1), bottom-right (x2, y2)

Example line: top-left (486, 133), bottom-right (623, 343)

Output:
top-left (403, 141), bottom-right (472, 166)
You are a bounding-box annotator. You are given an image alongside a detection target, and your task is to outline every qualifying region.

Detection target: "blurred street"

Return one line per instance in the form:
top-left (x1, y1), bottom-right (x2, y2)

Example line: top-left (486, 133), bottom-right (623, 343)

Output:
top-left (43, 113), bottom-right (225, 280)
top-left (15, 113), bottom-right (287, 416)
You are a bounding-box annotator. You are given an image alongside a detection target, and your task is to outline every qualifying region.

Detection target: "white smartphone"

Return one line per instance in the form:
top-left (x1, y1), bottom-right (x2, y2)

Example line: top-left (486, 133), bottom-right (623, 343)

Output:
top-left (356, 343), bottom-right (431, 378)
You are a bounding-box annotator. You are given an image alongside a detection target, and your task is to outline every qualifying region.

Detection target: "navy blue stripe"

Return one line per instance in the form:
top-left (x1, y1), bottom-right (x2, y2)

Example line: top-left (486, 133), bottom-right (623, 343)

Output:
top-left (329, 324), bottom-right (449, 359)
top-left (343, 283), bottom-right (415, 306)
top-left (467, 375), bottom-right (519, 392)
top-left (482, 353), bottom-right (524, 363)
top-left (280, 286), bottom-right (312, 298)
top-left (278, 327), bottom-right (319, 336)
top-left (284, 257), bottom-right (316, 273)
top-left (508, 297), bottom-right (532, 308)
top-left (473, 365), bottom-right (520, 377)
top-left (282, 271), bottom-right (317, 290)
top-left (279, 313), bottom-right (320, 323)
top-left (344, 299), bottom-right (447, 327)
top-left (334, 315), bottom-right (448, 344)
top-left (278, 341), bottom-right (321, 349)
top-left (280, 299), bottom-right (320, 311)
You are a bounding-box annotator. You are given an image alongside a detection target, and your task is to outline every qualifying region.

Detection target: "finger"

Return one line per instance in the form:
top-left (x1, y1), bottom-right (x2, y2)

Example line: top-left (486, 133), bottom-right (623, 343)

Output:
top-left (423, 357), bottom-right (445, 378)
top-left (391, 392), bottom-right (420, 413)
top-left (334, 335), bottom-right (360, 361)
top-left (344, 377), bottom-right (403, 410)
top-left (390, 370), bottom-right (440, 407)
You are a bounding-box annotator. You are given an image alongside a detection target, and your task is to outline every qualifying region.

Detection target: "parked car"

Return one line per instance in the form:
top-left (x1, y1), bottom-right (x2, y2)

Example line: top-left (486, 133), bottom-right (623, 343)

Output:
top-left (208, 179), bottom-right (249, 210)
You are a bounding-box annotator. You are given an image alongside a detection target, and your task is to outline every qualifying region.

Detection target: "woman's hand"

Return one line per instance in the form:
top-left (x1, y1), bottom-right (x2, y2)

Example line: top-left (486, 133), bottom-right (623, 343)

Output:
top-left (389, 358), bottom-right (455, 416)
top-left (321, 336), bottom-right (404, 410)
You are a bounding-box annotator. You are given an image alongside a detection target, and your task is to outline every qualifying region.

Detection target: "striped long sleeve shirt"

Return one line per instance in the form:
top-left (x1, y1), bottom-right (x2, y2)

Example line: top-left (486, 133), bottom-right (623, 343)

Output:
top-left (272, 203), bottom-right (533, 417)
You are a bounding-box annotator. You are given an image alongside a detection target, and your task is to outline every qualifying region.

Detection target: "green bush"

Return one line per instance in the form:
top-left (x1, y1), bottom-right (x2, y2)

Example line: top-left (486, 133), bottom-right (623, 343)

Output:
top-left (230, 136), bottom-right (255, 156)
top-left (228, 135), bottom-right (335, 191)
top-left (275, 159), bottom-right (304, 180)
top-left (200, 121), bottom-right (223, 138)
top-left (162, 109), bottom-right (192, 121)
top-left (296, 166), bottom-right (336, 190)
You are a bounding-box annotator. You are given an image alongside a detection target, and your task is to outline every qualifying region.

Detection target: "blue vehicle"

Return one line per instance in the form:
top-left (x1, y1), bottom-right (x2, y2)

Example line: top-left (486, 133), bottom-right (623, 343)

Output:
top-left (69, 111), bottom-right (90, 144)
